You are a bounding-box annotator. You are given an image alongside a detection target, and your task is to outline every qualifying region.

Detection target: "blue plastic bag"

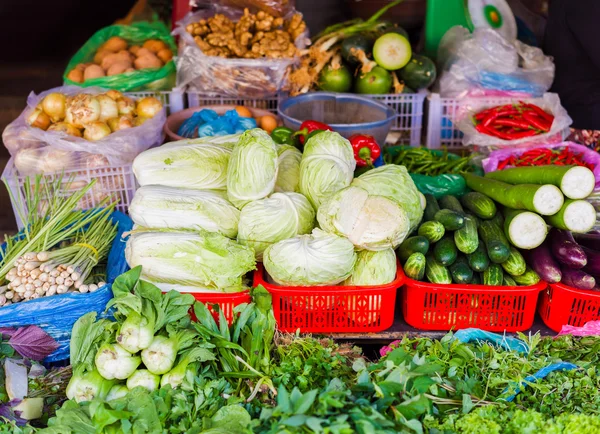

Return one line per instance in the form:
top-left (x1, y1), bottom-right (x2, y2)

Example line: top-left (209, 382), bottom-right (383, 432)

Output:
top-left (452, 328), bottom-right (530, 354)
top-left (501, 362), bottom-right (579, 402)
top-left (0, 211), bottom-right (132, 362)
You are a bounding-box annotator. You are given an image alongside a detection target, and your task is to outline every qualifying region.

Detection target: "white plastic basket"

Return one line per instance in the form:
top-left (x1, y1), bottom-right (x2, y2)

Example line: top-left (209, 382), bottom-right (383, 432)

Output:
top-left (425, 93), bottom-right (519, 149)
top-left (125, 89), bottom-right (185, 114)
top-left (186, 92), bottom-right (282, 113)
top-left (370, 92), bottom-right (426, 145)
top-left (2, 158), bottom-right (137, 229)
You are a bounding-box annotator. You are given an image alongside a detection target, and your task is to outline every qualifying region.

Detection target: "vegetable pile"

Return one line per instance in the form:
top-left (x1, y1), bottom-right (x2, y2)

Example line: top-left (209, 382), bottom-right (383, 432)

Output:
top-left (473, 102), bottom-right (555, 141)
top-left (66, 37), bottom-right (174, 83)
top-left (496, 146), bottom-right (596, 170)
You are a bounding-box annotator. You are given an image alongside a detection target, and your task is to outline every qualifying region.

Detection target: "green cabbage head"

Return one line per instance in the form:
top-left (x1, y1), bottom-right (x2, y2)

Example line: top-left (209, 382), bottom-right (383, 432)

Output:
top-left (237, 192), bottom-right (315, 260)
top-left (263, 229), bottom-right (357, 286)
top-left (344, 248), bottom-right (397, 286)
top-left (275, 145), bottom-right (302, 193)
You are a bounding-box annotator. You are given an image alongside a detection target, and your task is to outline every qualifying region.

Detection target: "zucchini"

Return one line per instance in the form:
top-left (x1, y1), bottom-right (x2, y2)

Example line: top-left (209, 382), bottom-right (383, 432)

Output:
top-left (404, 252), bottom-right (426, 280)
top-left (503, 208), bottom-right (548, 250)
top-left (501, 247), bottom-right (527, 277)
top-left (512, 267), bottom-right (541, 286)
top-left (424, 194), bottom-right (440, 221)
top-left (454, 215), bottom-right (479, 254)
top-left (483, 263), bottom-right (504, 286)
top-left (478, 220), bottom-right (511, 264)
top-left (503, 274), bottom-right (517, 286)
top-left (460, 192), bottom-right (497, 219)
top-left (417, 221), bottom-right (445, 243)
top-left (467, 243), bottom-right (490, 272)
top-left (433, 235), bottom-right (458, 266)
top-left (449, 256), bottom-right (473, 284)
top-left (425, 254), bottom-right (452, 284)
top-left (397, 236), bottom-right (429, 261)
top-left (434, 209), bottom-right (465, 231)
top-left (439, 195), bottom-right (464, 214)
top-left (470, 273), bottom-right (482, 285)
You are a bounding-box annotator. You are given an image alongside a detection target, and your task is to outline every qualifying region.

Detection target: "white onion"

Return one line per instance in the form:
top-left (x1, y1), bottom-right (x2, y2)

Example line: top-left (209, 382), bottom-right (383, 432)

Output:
top-left (105, 90), bottom-right (123, 101)
top-left (96, 95), bottom-right (119, 122)
top-left (47, 122), bottom-right (82, 137)
top-left (65, 94), bottom-right (101, 128)
top-left (41, 93), bottom-right (67, 122)
top-left (117, 97), bottom-right (135, 116)
top-left (27, 109), bottom-right (51, 130)
top-left (136, 97), bottom-right (162, 118)
top-left (83, 122), bottom-right (111, 141)
top-left (107, 115), bottom-right (134, 132)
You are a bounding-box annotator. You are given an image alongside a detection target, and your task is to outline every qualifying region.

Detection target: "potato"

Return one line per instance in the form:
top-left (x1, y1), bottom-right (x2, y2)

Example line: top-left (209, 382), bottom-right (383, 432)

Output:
top-left (134, 54), bottom-right (163, 70)
top-left (116, 50), bottom-right (134, 63)
top-left (129, 45), bottom-right (142, 56)
top-left (67, 68), bottom-right (84, 83)
top-left (134, 47), bottom-right (153, 58)
top-left (83, 64), bottom-right (105, 81)
top-left (102, 36), bottom-right (128, 52)
top-left (93, 50), bottom-right (111, 65)
top-left (143, 39), bottom-right (168, 53)
top-left (107, 62), bottom-right (130, 76)
top-left (156, 48), bottom-right (173, 63)
top-left (125, 68), bottom-right (135, 73)
top-left (75, 63), bottom-right (87, 72)
top-left (101, 52), bottom-right (131, 71)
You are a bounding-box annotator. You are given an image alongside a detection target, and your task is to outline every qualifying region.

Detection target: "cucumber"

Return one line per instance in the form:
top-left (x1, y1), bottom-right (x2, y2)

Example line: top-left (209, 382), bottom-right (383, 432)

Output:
top-left (425, 254), bottom-right (452, 284)
top-left (454, 215), bottom-right (479, 254)
top-left (424, 194), bottom-right (440, 221)
top-left (433, 235), bottom-right (458, 266)
top-left (503, 274), bottom-right (517, 286)
top-left (501, 247), bottom-right (527, 277)
top-left (397, 236), bottom-right (429, 261)
top-left (470, 273), bottom-right (482, 285)
top-left (434, 209), bottom-right (465, 231)
top-left (483, 263), bottom-right (504, 286)
top-left (512, 267), bottom-right (541, 286)
top-left (478, 220), bottom-right (511, 264)
top-left (491, 212), bottom-right (504, 228)
top-left (467, 243), bottom-right (490, 272)
top-left (460, 192), bottom-right (497, 219)
top-left (439, 195), bottom-right (464, 214)
top-left (404, 252), bottom-right (426, 280)
top-left (449, 257), bottom-right (473, 284)
top-left (417, 221), bottom-right (445, 243)
top-left (372, 32), bottom-right (412, 71)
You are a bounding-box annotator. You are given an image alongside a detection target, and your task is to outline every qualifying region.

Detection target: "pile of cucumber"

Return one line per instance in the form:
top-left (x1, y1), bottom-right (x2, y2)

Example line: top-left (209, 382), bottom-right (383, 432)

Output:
top-left (398, 193), bottom-right (541, 286)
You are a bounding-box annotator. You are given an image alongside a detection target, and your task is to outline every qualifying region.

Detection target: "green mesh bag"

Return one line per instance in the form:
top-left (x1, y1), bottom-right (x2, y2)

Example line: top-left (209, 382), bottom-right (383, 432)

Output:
top-left (63, 21), bottom-right (176, 92)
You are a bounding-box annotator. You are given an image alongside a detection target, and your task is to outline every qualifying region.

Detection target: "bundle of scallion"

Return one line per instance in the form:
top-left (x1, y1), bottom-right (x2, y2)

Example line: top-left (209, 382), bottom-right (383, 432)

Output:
top-left (0, 175), bottom-right (117, 306)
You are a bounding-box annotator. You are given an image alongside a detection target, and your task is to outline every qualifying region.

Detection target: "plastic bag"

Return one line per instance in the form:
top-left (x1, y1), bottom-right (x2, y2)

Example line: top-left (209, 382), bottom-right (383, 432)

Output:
top-left (0, 212), bottom-right (132, 362)
top-left (457, 93), bottom-right (572, 151)
top-left (501, 362), bottom-right (579, 402)
top-left (193, 0), bottom-right (296, 17)
top-left (452, 328), bottom-right (530, 353)
top-left (174, 7), bottom-right (307, 97)
top-left (63, 21), bottom-right (176, 92)
top-left (410, 173), bottom-right (467, 198)
top-left (437, 27), bottom-right (554, 98)
top-left (557, 320), bottom-right (600, 337)
top-left (482, 142), bottom-right (600, 189)
top-left (2, 86), bottom-right (165, 175)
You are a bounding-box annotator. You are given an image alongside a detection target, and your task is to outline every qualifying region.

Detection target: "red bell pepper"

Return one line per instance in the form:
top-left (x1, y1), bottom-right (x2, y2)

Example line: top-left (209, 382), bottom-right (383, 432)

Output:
top-left (349, 134), bottom-right (381, 167)
top-left (294, 120), bottom-right (333, 144)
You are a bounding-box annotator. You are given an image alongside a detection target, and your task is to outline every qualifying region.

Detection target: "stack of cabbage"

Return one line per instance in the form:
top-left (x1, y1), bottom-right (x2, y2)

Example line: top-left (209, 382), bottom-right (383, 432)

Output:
top-left (127, 128), bottom-right (424, 293)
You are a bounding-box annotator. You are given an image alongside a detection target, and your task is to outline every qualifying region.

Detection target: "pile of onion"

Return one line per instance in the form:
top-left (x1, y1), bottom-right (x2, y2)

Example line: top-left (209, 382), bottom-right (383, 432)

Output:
top-left (26, 91), bottom-right (163, 141)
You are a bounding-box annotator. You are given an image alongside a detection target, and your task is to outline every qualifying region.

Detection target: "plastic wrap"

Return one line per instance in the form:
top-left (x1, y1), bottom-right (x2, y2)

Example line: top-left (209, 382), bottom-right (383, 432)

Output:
top-left (482, 142), bottom-right (600, 189)
top-left (193, 0), bottom-right (296, 17)
top-left (63, 21), bottom-right (176, 92)
top-left (437, 27), bottom-right (554, 98)
top-left (0, 211), bottom-right (132, 362)
top-left (174, 7), bottom-right (307, 97)
top-left (457, 93), bottom-right (572, 151)
top-left (2, 86), bottom-right (165, 175)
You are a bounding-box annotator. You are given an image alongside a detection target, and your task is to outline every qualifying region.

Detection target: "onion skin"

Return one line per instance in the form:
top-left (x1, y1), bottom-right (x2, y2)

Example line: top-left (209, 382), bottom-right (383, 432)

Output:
top-left (117, 97), bottom-right (136, 116)
top-left (27, 109), bottom-right (51, 130)
top-left (83, 121), bottom-right (111, 141)
top-left (47, 122), bottom-right (82, 137)
top-left (42, 93), bottom-right (67, 122)
top-left (107, 116), bottom-right (134, 132)
top-left (66, 95), bottom-right (101, 128)
top-left (105, 90), bottom-right (123, 101)
top-left (136, 97), bottom-right (163, 118)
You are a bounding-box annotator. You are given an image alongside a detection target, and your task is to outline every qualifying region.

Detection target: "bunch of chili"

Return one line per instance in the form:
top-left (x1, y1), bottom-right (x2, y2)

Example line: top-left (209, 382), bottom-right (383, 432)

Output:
top-left (497, 147), bottom-right (595, 170)
top-left (474, 102), bottom-right (554, 140)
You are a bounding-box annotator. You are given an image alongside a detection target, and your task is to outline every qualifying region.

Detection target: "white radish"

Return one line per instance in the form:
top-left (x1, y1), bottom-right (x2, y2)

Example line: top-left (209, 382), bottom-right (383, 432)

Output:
top-left (88, 284), bottom-right (99, 293)
top-left (79, 285), bottom-right (89, 293)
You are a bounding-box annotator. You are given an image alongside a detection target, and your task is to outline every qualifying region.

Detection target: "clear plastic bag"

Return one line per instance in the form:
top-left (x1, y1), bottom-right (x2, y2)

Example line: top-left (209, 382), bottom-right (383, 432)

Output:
top-left (457, 93), bottom-right (572, 151)
top-left (438, 26), bottom-right (555, 98)
top-left (2, 86), bottom-right (165, 175)
top-left (192, 0), bottom-right (296, 17)
top-left (174, 6), bottom-right (307, 97)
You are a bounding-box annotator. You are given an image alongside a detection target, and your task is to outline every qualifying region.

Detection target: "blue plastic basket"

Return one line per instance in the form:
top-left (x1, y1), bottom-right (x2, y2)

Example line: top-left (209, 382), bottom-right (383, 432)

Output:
top-left (0, 211), bottom-right (132, 362)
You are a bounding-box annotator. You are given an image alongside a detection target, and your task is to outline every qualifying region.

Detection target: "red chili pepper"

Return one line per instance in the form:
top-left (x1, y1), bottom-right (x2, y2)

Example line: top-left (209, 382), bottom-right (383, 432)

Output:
top-left (522, 112), bottom-right (551, 132)
top-left (493, 118), bottom-right (533, 129)
top-left (506, 129), bottom-right (539, 140)
top-left (294, 120), bottom-right (333, 144)
top-left (349, 134), bottom-right (381, 167)
top-left (521, 102), bottom-right (554, 123)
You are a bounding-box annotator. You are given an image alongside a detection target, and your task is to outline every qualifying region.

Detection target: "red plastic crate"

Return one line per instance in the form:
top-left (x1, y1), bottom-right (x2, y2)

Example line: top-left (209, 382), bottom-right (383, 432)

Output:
top-left (539, 283), bottom-right (600, 332)
top-left (164, 291), bottom-right (251, 324)
top-left (253, 263), bottom-right (404, 333)
top-left (402, 278), bottom-right (546, 332)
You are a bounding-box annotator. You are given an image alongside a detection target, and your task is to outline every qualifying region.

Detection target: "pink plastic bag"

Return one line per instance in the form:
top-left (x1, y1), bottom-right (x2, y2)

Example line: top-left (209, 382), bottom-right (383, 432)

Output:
top-left (557, 320), bottom-right (600, 337)
top-left (482, 142), bottom-right (600, 189)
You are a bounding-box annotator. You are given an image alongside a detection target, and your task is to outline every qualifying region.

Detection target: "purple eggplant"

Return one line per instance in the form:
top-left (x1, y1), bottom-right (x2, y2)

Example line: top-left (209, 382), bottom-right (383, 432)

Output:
top-left (526, 241), bottom-right (562, 283)
top-left (550, 228), bottom-right (587, 269)
top-left (573, 233), bottom-right (600, 251)
top-left (561, 265), bottom-right (596, 290)
top-left (581, 246), bottom-right (600, 275)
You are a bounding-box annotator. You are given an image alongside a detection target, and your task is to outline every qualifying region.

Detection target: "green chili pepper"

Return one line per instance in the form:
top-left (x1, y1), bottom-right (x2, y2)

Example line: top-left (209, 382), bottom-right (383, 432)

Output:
top-left (270, 127), bottom-right (297, 146)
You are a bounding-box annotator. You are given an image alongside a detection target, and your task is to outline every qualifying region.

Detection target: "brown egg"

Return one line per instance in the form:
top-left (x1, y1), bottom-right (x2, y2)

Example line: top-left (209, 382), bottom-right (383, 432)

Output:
top-left (260, 115), bottom-right (278, 134)
top-left (234, 106), bottom-right (253, 118)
